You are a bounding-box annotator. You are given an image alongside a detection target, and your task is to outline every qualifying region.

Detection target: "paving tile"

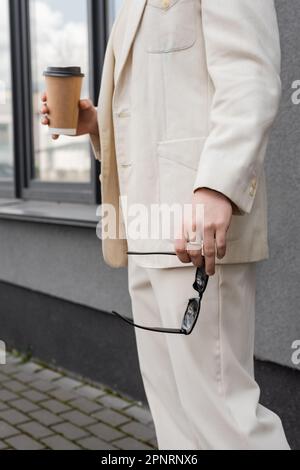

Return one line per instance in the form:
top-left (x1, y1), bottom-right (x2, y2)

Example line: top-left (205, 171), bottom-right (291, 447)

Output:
top-left (113, 436), bottom-right (154, 450)
top-left (75, 385), bottom-right (106, 400)
top-left (0, 372), bottom-right (9, 381)
top-left (149, 437), bottom-right (158, 448)
top-left (21, 390), bottom-right (49, 403)
top-left (98, 394), bottom-right (131, 411)
top-left (77, 436), bottom-right (117, 450)
top-left (51, 422), bottom-right (89, 441)
top-left (19, 421), bottom-right (53, 439)
top-left (122, 405), bottom-right (153, 425)
top-left (92, 409), bottom-right (130, 427)
top-left (33, 369), bottom-right (62, 381)
top-left (0, 409), bottom-right (29, 425)
top-left (6, 355), bottom-right (22, 365)
top-left (0, 421), bottom-right (19, 439)
top-left (1, 364), bottom-right (22, 375)
top-left (18, 362), bottom-right (42, 374)
top-left (0, 440), bottom-right (8, 450)
top-left (13, 372), bottom-right (37, 384)
top-left (60, 410), bottom-right (96, 427)
top-left (87, 422), bottom-right (124, 442)
top-left (3, 380), bottom-right (27, 393)
top-left (31, 380), bottom-right (58, 392)
top-left (10, 398), bottom-right (39, 413)
top-left (40, 399), bottom-right (71, 414)
top-left (120, 421), bottom-right (155, 442)
top-left (42, 435), bottom-right (81, 450)
top-left (51, 377), bottom-right (82, 391)
top-left (69, 398), bottom-right (103, 415)
top-left (0, 390), bottom-right (18, 402)
top-left (0, 401), bottom-right (9, 411)
top-left (30, 409), bottom-right (63, 426)
top-left (49, 388), bottom-right (79, 403)
top-left (2, 355), bottom-right (158, 451)
top-left (6, 434), bottom-right (44, 450)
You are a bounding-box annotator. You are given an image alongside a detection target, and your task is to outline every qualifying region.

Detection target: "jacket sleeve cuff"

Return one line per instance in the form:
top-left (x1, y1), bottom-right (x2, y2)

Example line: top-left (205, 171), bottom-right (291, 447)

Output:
top-left (193, 168), bottom-right (258, 215)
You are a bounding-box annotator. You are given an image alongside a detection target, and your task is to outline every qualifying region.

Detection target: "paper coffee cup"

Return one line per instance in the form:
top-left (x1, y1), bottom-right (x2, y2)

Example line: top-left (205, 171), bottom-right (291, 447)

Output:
top-left (43, 66), bottom-right (85, 136)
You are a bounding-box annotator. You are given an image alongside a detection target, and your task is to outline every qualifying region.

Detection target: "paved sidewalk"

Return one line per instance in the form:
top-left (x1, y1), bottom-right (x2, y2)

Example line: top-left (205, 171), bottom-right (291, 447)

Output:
top-left (0, 353), bottom-right (158, 450)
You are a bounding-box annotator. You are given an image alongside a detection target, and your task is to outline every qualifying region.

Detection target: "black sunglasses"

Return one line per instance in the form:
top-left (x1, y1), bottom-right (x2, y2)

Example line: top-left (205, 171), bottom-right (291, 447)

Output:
top-left (112, 252), bottom-right (209, 335)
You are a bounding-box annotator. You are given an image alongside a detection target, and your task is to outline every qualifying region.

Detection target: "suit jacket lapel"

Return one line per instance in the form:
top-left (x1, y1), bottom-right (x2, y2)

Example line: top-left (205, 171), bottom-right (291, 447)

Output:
top-left (114, 0), bottom-right (147, 88)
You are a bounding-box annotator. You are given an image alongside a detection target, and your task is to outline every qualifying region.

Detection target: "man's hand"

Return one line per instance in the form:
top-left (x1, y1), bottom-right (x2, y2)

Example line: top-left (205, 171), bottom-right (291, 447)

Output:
top-left (175, 188), bottom-right (233, 275)
top-left (40, 92), bottom-right (99, 140)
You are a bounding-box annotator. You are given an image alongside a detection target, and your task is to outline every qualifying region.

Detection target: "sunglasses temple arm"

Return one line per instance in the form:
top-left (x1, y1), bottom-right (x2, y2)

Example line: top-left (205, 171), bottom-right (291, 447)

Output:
top-left (127, 251), bottom-right (178, 256)
top-left (112, 311), bottom-right (185, 334)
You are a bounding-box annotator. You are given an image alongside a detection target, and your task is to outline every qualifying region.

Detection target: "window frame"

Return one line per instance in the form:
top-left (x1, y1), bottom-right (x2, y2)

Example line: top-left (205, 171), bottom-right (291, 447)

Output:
top-left (6, 0), bottom-right (108, 204)
top-left (0, 0), bottom-right (15, 198)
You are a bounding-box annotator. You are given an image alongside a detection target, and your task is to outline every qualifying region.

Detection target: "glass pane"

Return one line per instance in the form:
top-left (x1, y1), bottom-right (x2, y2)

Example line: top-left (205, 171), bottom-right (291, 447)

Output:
top-left (0, 0), bottom-right (14, 181)
top-left (108, 0), bottom-right (124, 32)
top-left (30, 0), bottom-right (91, 183)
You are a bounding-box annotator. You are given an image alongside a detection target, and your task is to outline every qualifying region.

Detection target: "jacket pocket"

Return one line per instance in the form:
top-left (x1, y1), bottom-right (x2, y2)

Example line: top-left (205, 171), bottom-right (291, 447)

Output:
top-left (145, 0), bottom-right (196, 53)
top-left (157, 137), bottom-right (206, 206)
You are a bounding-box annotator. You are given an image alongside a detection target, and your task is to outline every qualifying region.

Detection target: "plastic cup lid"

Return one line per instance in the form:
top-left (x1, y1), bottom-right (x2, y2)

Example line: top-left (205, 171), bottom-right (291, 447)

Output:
top-left (43, 66), bottom-right (85, 78)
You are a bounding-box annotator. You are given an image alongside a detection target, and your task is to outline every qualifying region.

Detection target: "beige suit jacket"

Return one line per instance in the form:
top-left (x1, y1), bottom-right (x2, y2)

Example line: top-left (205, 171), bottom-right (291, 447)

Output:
top-left (90, 0), bottom-right (281, 269)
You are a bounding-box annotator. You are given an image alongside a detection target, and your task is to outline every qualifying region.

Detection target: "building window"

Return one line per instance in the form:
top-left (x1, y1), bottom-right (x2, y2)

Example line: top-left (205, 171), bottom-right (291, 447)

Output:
top-left (0, 0), bottom-right (108, 204)
top-left (29, 0), bottom-right (91, 184)
top-left (108, 0), bottom-right (124, 32)
top-left (0, 0), bottom-right (14, 182)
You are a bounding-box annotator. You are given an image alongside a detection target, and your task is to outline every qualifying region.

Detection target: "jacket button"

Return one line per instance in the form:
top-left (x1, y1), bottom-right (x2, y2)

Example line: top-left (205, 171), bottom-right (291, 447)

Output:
top-left (251, 177), bottom-right (257, 188)
top-left (117, 110), bottom-right (131, 118)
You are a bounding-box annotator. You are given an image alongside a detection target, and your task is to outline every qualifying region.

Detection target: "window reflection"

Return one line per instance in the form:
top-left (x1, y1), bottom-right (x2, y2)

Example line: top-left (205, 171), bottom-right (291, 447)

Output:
top-left (30, 0), bottom-right (91, 183)
top-left (108, 0), bottom-right (124, 32)
top-left (0, 0), bottom-right (14, 181)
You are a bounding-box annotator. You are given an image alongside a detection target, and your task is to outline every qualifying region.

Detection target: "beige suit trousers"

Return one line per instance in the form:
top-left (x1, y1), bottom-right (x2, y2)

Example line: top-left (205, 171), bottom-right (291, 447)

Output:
top-left (128, 257), bottom-right (290, 450)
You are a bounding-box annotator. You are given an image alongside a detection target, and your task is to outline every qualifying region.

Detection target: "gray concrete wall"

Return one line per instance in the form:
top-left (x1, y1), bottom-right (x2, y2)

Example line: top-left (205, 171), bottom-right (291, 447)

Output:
top-left (255, 1), bottom-right (300, 369)
top-left (0, 219), bottom-right (132, 316)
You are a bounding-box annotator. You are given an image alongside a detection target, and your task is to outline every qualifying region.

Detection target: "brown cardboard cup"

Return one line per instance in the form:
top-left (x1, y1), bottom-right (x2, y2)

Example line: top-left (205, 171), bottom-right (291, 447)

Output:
top-left (43, 66), bottom-right (85, 136)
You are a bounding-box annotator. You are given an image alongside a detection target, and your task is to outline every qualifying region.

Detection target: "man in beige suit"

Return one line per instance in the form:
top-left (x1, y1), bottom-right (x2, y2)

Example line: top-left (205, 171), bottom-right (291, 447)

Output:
top-left (42, 0), bottom-right (290, 450)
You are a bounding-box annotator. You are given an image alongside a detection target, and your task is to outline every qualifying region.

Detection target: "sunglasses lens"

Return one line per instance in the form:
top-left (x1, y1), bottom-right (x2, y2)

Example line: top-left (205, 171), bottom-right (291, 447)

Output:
top-left (193, 266), bottom-right (208, 294)
top-left (182, 298), bottom-right (200, 334)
